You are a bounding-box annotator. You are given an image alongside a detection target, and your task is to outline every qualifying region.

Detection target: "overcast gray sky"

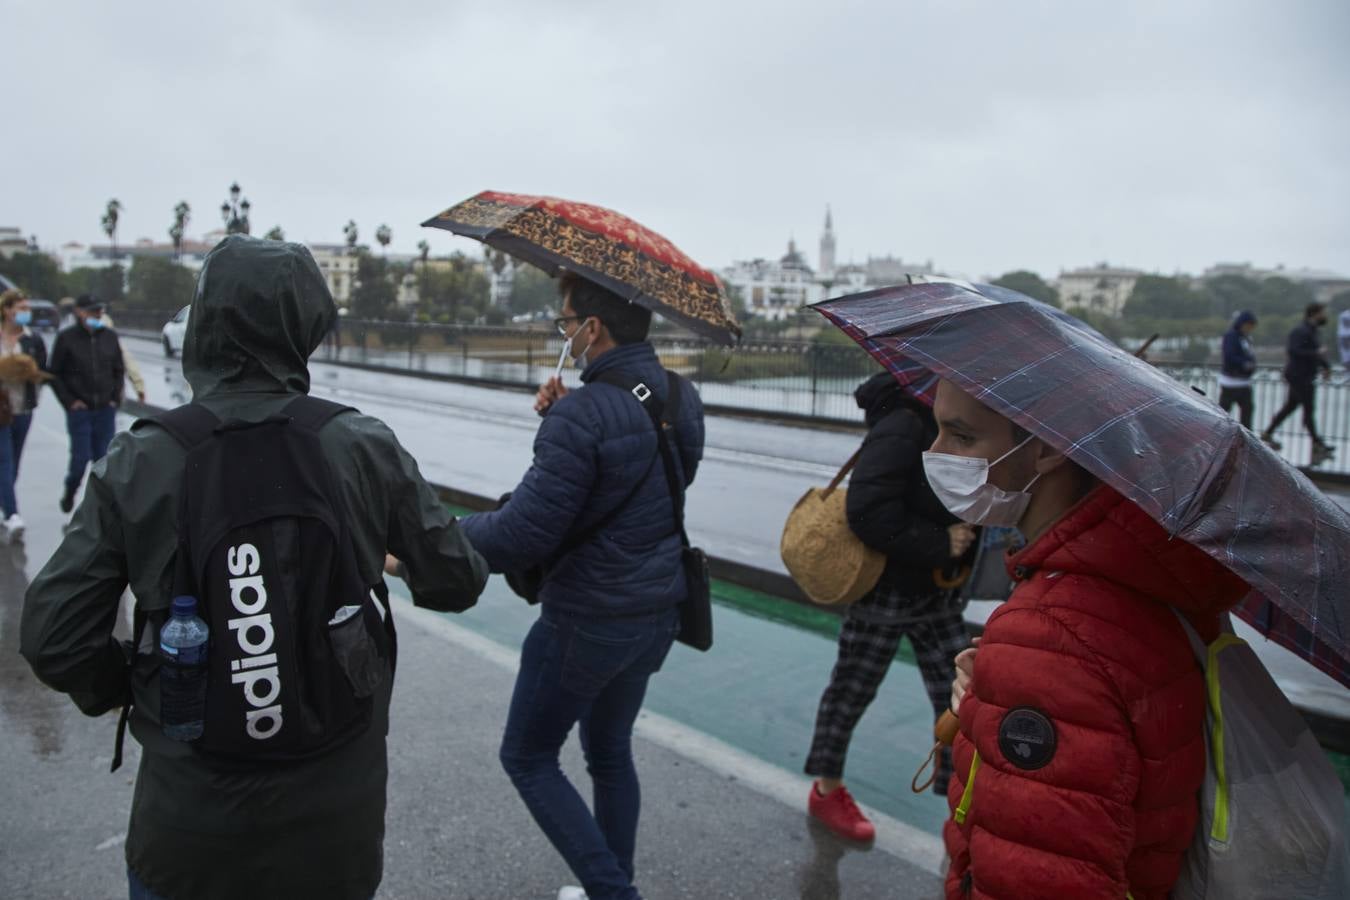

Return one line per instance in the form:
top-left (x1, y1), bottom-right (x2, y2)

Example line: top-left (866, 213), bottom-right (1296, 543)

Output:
top-left (6, 0), bottom-right (1348, 279)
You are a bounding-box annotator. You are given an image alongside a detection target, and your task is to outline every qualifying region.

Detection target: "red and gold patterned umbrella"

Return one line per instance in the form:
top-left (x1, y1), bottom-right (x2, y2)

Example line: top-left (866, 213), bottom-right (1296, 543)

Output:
top-left (421, 190), bottom-right (739, 345)
top-left (422, 191), bottom-right (741, 345)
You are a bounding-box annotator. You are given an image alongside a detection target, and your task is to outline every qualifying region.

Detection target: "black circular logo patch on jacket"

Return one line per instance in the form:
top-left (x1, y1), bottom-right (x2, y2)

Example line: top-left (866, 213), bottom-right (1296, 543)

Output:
top-left (998, 707), bottom-right (1057, 770)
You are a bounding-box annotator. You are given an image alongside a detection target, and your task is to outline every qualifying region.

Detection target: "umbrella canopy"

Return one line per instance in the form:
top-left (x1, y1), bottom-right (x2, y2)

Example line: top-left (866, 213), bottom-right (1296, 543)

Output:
top-left (422, 191), bottom-right (741, 345)
top-left (814, 280), bottom-right (1350, 688)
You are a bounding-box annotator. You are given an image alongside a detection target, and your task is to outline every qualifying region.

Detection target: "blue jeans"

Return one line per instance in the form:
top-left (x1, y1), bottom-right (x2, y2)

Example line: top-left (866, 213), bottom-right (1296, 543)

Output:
top-left (0, 412), bottom-right (32, 517)
top-left (65, 405), bottom-right (117, 494)
top-left (499, 607), bottom-right (679, 900)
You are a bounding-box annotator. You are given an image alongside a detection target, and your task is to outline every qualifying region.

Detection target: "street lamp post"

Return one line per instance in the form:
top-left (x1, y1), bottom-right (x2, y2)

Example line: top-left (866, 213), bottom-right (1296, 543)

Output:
top-left (221, 182), bottom-right (252, 235)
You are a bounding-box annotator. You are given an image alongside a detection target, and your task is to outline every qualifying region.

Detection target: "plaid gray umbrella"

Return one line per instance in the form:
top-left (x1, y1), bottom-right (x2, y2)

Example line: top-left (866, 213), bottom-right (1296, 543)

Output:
top-left (814, 281), bottom-right (1350, 689)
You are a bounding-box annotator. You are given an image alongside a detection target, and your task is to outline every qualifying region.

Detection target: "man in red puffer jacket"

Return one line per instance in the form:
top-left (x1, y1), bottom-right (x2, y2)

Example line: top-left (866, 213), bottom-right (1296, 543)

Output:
top-left (924, 379), bottom-right (1249, 900)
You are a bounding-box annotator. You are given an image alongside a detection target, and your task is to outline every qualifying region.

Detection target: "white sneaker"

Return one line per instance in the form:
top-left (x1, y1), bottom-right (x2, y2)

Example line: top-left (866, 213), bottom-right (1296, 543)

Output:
top-left (2, 514), bottom-right (21, 544)
top-left (557, 888), bottom-right (588, 900)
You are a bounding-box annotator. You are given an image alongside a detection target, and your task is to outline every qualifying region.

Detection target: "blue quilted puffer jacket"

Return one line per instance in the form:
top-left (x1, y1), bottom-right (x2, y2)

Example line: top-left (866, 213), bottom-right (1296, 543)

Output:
top-left (461, 341), bottom-right (704, 616)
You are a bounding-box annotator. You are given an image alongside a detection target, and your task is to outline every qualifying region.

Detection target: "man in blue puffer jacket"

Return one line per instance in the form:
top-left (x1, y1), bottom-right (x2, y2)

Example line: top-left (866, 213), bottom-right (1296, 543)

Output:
top-left (461, 272), bottom-right (704, 900)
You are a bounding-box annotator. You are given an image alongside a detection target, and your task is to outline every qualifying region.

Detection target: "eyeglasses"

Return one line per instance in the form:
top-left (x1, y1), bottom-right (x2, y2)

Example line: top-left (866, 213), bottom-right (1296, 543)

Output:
top-left (554, 315), bottom-right (586, 336)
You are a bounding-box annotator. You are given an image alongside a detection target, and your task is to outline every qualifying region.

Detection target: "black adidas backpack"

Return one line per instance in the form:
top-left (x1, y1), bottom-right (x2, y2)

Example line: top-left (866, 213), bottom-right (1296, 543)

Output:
top-left (114, 396), bottom-right (396, 769)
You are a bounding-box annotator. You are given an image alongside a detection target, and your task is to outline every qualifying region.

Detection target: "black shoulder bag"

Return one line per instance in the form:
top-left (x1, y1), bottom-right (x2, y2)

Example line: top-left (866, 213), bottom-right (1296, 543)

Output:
top-left (592, 370), bottom-right (713, 652)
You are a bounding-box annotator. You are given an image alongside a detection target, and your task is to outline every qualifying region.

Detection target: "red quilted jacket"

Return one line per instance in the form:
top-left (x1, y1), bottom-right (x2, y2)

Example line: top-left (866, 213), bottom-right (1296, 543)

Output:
top-left (943, 485), bottom-right (1249, 900)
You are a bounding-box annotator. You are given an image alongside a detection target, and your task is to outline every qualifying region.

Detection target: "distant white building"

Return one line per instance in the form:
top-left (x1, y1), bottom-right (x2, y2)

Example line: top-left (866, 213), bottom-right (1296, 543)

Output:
top-left (58, 237), bottom-right (213, 274)
top-left (722, 239), bottom-right (817, 321)
top-left (0, 227), bottom-right (30, 259)
top-left (1203, 262), bottom-right (1350, 305)
top-left (1056, 263), bottom-right (1144, 317)
top-left (724, 207), bottom-right (944, 318)
top-left (308, 244), bottom-right (359, 308)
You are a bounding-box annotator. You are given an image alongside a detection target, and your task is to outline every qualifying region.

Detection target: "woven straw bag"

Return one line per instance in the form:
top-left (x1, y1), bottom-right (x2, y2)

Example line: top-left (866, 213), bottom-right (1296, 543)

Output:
top-left (780, 447), bottom-right (885, 605)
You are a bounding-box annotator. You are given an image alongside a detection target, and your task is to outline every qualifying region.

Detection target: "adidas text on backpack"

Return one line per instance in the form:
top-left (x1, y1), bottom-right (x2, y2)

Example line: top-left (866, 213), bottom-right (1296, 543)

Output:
top-left (119, 396), bottom-right (396, 766)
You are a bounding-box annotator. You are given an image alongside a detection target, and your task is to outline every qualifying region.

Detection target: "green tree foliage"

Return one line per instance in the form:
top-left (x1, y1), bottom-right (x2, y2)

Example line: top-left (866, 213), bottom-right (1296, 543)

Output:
top-left (351, 252), bottom-right (397, 319)
top-left (416, 253), bottom-right (489, 323)
top-left (1117, 273), bottom-right (1319, 349)
top-left (1253, 276), bottom-right (1315, 317)
top-left (1205, 274), bottom-right (1263, 318)
top-left (62, 265), bottom-right (125, 305)
top-left (264, 225), bottom-right (285, 241)
top-left (1064, 305), bottom-right (1128, 344)
top-left (126, 257), bottom-right (197, 311)
top-left (1123, 275), bottom-right (1211, 320)
top-left (507, 264), bottom-right (558, 316)
top-left (722, 282), bottom-right (748, 319)
top-left (0, 251), bottom-right (65, 299)
top-left (992, 270), bottom-right (1060, 307)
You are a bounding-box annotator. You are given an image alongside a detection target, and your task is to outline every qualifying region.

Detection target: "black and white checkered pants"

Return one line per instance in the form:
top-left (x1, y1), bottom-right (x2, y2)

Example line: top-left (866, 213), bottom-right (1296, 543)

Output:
top-left (804, 587), bottom-right (970, 795)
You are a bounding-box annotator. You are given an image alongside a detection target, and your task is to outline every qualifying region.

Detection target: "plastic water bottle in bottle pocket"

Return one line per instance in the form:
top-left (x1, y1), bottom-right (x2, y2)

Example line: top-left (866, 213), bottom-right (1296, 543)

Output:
top-left (159, 595), bottom-right (209, 741)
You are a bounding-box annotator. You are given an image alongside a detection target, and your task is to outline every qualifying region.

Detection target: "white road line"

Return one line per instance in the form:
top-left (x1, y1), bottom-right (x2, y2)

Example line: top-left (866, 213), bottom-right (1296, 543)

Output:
top-left (95, 832), bottom-right (126, 851)
top-left (390, 596), bottom-right (947, 876)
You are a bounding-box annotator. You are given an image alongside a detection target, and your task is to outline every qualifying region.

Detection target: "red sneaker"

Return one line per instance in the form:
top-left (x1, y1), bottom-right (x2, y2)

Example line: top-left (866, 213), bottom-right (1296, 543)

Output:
top-left (808, 783), bottom-right (875, 842)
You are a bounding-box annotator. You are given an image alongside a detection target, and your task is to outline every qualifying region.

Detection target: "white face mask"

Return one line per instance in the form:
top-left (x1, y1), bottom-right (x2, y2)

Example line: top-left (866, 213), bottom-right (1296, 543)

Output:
top-left (922, 434), bottom-right (1043, 527)
top-left (554, 317), bottom-right (594, 376)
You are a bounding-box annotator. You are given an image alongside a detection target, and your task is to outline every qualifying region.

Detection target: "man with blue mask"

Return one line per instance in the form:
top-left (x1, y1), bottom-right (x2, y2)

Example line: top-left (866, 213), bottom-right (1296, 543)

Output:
top-left (927, 378), bottom-right (1249, 899)
top-left (47, 293), bottom-right (127, 513)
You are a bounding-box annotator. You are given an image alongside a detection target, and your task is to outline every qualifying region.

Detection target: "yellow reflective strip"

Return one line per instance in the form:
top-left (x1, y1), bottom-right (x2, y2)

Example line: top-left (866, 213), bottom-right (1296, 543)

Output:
top-left (1206, 633), bottom-right (1246, 844)
top-left (953, 750), bottom-right (981, 825)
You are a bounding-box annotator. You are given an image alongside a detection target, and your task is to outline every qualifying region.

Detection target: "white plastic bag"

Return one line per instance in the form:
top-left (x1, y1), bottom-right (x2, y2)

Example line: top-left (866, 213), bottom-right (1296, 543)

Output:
top-left (1172, 612), bottom-right (1350, 899)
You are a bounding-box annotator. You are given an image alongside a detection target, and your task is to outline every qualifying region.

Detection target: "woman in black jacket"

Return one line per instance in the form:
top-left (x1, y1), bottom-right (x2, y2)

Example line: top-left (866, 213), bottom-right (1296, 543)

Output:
top-left (805, 371), bottom-right (974, 841)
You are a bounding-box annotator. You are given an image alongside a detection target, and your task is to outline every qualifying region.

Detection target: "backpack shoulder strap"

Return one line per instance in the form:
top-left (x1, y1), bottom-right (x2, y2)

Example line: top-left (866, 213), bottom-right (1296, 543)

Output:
top-left (544, 370), bottom-right (661, 565)
top-left (139, 403), bottom-right (221, 450)
top-left (283, 395), bottom-right (356, 432)
top-left (594, 369), bottom-right (689, 539)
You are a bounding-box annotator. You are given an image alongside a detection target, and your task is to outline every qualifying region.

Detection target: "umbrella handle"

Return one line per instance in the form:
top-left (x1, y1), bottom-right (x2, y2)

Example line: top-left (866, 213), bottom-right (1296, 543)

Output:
top-left (1133, 334), bottom-right (1159, 358)
top-left (911, 710), bottom-right (963, 793)
top-left (822, 446), bottom-right (865, 498)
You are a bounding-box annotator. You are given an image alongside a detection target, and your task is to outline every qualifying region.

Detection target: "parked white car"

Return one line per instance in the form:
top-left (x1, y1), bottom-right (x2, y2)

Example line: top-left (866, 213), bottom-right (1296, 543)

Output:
top-left (162, 305), bottom-right (189, 357)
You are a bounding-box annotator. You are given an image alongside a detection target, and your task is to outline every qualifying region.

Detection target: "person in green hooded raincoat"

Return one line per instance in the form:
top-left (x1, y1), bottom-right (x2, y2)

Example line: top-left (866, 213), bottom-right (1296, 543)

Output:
top-left (20, 235), bottom-right (489, 900)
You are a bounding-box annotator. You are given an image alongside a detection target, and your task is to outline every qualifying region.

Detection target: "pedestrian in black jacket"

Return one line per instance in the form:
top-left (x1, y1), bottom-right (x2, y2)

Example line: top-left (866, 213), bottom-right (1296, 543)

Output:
top-left (47, 293), bottom-right (126, 511)
top-left (804, 371), bottom-right (975, 842)
top-left (1261, 302), bottom-right (1332, 456)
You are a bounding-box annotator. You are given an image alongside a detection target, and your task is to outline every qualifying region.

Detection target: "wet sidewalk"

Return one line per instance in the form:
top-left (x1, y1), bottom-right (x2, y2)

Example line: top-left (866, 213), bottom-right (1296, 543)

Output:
top-left (0, 400), bottom-right (947, 899)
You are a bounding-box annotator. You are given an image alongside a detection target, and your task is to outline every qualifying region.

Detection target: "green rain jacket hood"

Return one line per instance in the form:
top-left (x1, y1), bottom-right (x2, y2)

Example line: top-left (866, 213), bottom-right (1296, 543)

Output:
top-left (21, 236), bottom-right (488, 900)
top-left (183, 234), bottom-right (335, 398)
